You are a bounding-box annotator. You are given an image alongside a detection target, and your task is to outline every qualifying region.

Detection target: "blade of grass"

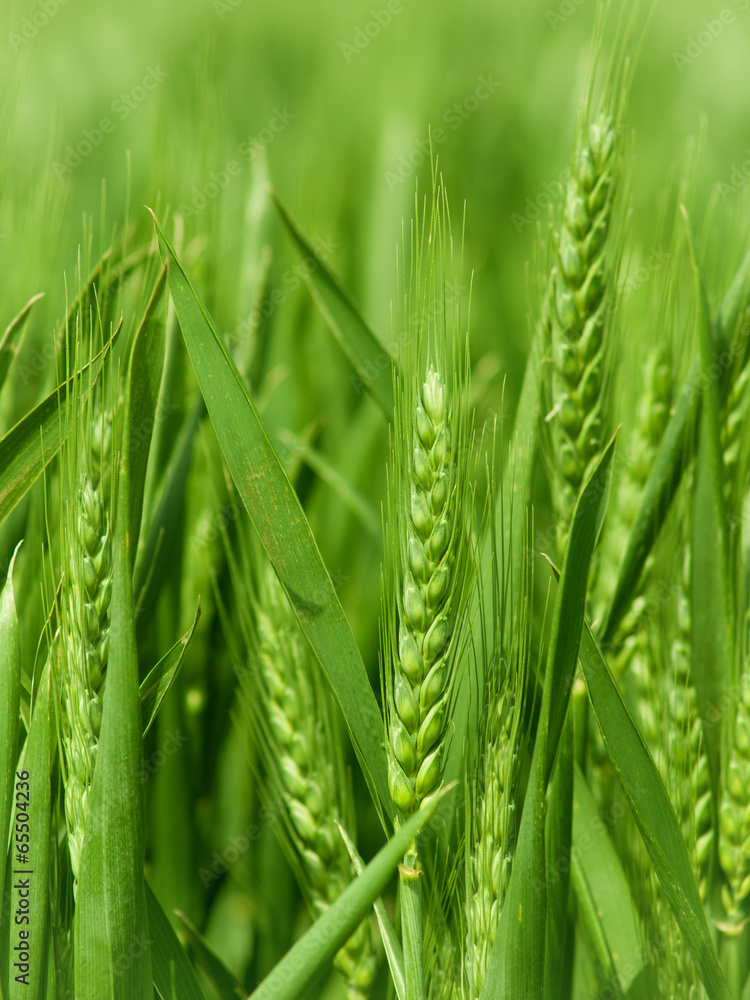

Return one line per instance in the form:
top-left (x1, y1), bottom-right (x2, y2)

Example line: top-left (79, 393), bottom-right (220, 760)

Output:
top-left (0, 294), bottom-right (44, 392)
top-left (74, 321), bottom-right (154, 1000)
top-left (482, 434), bottom-right (617, 1000)
top-left (0, 321), bottom-right (121, 527)
top-left (8, 661), bottom-right (54, 1000)
top-left (271, 189), bottom-right (395, 419)
top-left (151, 211), bottom-right (394, 827)
top-left (603, 244), bottom-right (750, 645)
top-left (145, 882), bottom-right (206, 1000)
top-left (571, 765), bottom-right (647, 997)
top-left (502, 329), bottom-right (541, 613)
top-left (175, 911), bottom-right (247, 1000)
top-left (336, 820), bottom-right (406, 1000)
top-left (0, 546), bottom-right (21, 908)
top-left (544, 709), bottom-right (574, 1000)
top-left (684, 210), bottom-right (733, 816)
top-left (134, 404), bottom-right (201, 637)
top-left (140, 600), bottom-right (201, 737)
top-left (579, 621), bottom-right (733, 1000)
top-left (125, 265), bottom-right (168, 564)
top-left (248, 791), bottom-right (450, 1000)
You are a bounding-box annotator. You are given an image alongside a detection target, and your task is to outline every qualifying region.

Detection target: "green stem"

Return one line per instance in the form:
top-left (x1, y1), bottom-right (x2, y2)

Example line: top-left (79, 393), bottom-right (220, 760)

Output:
top-left (399, 844), bottom-right (424, 1000)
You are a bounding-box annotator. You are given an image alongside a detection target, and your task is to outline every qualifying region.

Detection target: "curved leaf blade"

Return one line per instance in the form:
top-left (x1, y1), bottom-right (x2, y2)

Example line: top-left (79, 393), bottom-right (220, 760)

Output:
top-left (603, 244), bottom-right (750, 644)
top-left (0, 324), bottom-right (120, 527)
top-left (174, 911), bottom-right (246, 1000)
top-left (74, 319), bottom-right (153, 1000)
top-left (140, 601), bottom-right (201, 737)
top-left (8, 661), bottom-right (54, 1000)
top-left (145, 883), bottom-right (206, 1000)
top-left (271, 190), bottom-right (395, 418)
top-left (579, 622), bottom-right (732, 1000)
top-left (0, 546), bottom-right (21, 907)
top-left (248, 795), bottom-right (446, 1000)
top-left (571, 765), bottom-right (647, 996)
top-left (0, 294), bottom-right (44, 392)
top-left (151, 212), bottom-right (393, 826)
top-left (685, 215), bottom-right (733, 811)
top-left (482, 434), bottom-right (617, 1000)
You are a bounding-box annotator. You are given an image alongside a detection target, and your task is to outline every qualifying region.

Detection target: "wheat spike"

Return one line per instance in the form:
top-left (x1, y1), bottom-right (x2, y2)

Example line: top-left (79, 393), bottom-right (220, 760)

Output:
top-left (385, 363), bottom-right (468, 818)
top-left (464, 658), bottom-right (522, 999)
top-left (247, 563), bottom-right (377, 1000)
top-left (719, 612), bottom-right (750, 929)
top-left (546, 112), bottom-right (617, 528)
top-left (59, 412), bottom-right (113, 884)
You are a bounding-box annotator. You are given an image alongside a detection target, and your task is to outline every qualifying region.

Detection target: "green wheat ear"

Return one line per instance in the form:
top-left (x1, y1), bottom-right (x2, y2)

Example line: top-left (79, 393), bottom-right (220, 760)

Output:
top-left (57, 320), bottom-right (116, 889)
top-left (545, 109), bottom-right (620, 537)
top-left (720, 609), bottom-right (750, 929)
top-left (230, 538), bottom-right (378, 1000)
top-left (382, 177), bottom-right (474, 822)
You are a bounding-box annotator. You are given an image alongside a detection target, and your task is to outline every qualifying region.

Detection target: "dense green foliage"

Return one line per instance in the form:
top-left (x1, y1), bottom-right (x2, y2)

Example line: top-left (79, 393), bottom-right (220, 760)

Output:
top-left (3, 1), bottom-right (750, 998)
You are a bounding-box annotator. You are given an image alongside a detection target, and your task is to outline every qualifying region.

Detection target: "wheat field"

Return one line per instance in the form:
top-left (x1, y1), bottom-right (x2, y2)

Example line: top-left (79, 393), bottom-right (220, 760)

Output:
top-left (2, 1), bottom-right (750, 998)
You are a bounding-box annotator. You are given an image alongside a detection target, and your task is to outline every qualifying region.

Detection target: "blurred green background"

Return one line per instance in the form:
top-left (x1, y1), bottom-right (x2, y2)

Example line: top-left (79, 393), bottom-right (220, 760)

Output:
top-left (3, 0), bottom-right (750, 394)
top-left (3, 0), bottom-right (750, 990)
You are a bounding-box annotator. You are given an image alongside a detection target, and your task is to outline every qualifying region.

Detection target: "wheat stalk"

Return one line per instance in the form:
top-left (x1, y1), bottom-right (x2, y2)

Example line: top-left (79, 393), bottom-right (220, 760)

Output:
top-left (719, 611), bottom-right (750, 930)
top-left (661, 550), bottom-right (713, 902)
top-left (59, 408), bottom-right (113, 885)
top-left (464, 653), bottom-right (523, 1000)
top-left (241, 561), bottom-right (378, 1000)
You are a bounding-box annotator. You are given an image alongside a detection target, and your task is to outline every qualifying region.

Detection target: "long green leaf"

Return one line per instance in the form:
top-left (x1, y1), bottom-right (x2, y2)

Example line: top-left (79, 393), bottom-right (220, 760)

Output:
top-left (8, 661), bottom-right (54, 1000)
top-left (140, 601), bottom-right (201, 737)
top-left (603, 244), bottom-right (750, 644)
top-left (125, 265), bottom-right (168, 563)
top-left (277, 429), bottom-right (380, 539)
top-left (248, 794), bottom-right (447, 1000)
top-left (336, 820), bottom-right (406, 1000)
top-left (74, 320), bottom-right (153, 1000)
top-left (482, 434), bottom-right (617, 1000)
top-left (271, 190), bottom-right (395, 418)
top-left (571, 765), bottom-right (647, 996)
top-left (502, 328), bottom-right (541, 614)
top-left (0, 323), bottom-right (120, 527)
top-left (544, 709), bottom-right (574, 1000)
top-left (134, 404), bottom-right (201, 636)
top-left (579, 622), bottom-right (733, 1000)
top-left (0, 546), bottom-right (21, 907)
top-left (145, 882), bottom-right (206, 1000)
top-left (685, 215), bottom-right (733, 811)
top-left (0, 294), bottom-right (44, 392)
top-left (151, 212), bottom-right (393, 826)
top-left (175, 911), bottom-right (246, 1000)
